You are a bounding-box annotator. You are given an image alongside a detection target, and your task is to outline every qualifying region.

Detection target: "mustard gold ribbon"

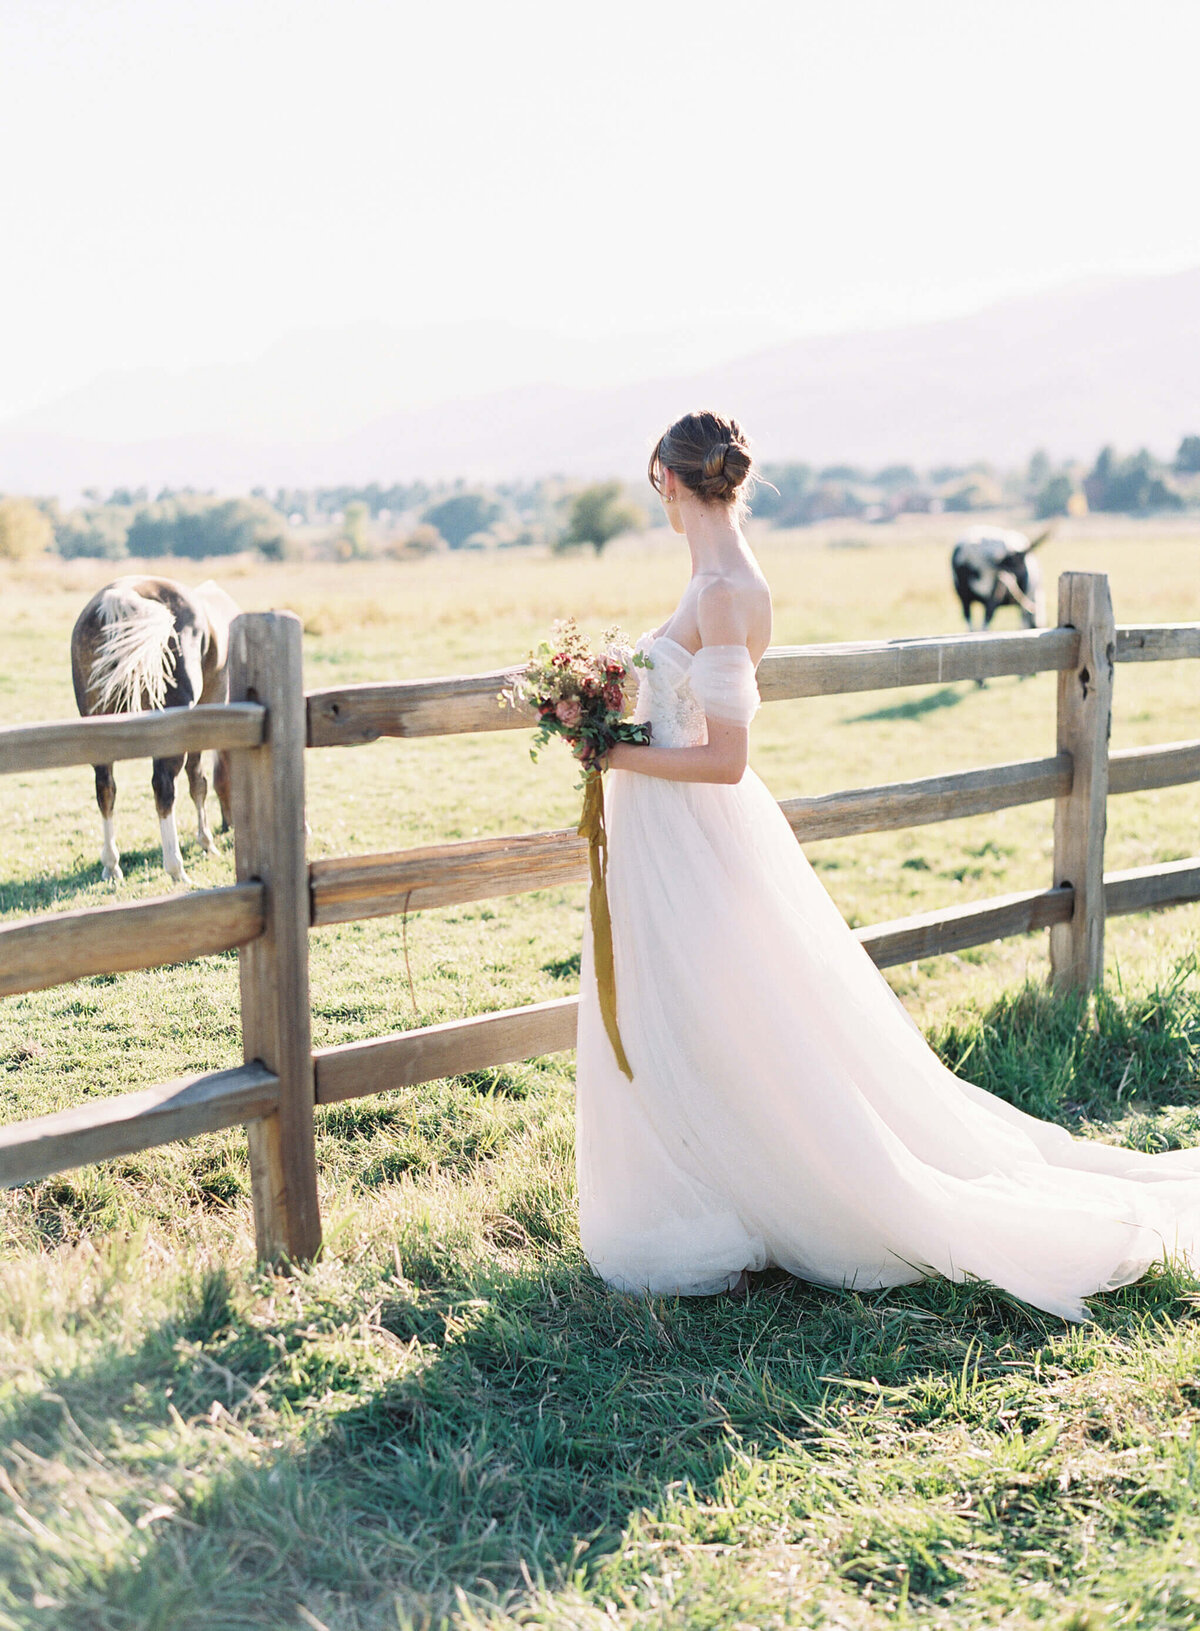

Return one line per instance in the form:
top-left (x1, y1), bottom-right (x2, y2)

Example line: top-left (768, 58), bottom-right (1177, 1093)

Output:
top-left (578, 774), bottom-right (633, 1080)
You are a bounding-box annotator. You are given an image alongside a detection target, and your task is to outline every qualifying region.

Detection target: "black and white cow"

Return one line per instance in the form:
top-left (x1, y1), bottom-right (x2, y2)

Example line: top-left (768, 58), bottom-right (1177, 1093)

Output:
top-left (951, 526), bottom-right (1050, 630)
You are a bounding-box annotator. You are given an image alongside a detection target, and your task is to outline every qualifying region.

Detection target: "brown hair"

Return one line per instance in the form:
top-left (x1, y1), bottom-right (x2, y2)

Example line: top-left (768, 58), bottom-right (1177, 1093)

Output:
top-left (648, 409), bottom-right (753, 506)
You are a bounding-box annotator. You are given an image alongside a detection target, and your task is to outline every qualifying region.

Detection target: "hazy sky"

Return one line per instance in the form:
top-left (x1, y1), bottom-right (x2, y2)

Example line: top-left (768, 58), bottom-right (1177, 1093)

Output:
top-left (3, 0), bottom-right (1198, 421)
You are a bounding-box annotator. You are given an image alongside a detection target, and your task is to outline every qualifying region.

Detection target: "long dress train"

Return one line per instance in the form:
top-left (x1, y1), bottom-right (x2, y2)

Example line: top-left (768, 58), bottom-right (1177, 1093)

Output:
top-left (574, 632), bottom-right (1200, 1323)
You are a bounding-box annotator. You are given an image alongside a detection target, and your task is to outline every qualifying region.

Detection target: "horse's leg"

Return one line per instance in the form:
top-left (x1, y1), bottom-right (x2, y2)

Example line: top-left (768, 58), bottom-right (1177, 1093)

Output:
top-left (213, 749), bottom-right (233, 832)
top-left (151, 754), bottom-right (190, 884)
top-left (186, 751), bottom-right (219, 856)
top-left (95, 764), bottom-right (123, 883)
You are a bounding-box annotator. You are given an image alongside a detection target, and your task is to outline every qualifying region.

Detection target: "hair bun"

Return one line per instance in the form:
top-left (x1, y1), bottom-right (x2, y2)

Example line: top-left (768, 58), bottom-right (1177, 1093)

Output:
top-left (702, 441), bottom-right (729, 482)
top-left (649, 411), bottom-right (753, 508)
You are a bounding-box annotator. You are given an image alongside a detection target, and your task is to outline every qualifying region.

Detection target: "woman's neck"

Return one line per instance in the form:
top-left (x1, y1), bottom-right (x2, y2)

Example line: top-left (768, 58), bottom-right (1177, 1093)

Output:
top-left (681, 502), bottom-right (744, 577)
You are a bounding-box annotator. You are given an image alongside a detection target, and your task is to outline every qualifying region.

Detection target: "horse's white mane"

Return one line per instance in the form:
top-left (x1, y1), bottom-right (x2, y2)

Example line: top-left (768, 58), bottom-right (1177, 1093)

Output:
top-left (90, 583), bottom-right (177, 714)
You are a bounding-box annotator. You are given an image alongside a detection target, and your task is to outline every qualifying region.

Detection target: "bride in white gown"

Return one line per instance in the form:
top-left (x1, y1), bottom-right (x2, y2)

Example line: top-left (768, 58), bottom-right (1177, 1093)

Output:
top-left (575, 408), bottom-right (1200, 1324)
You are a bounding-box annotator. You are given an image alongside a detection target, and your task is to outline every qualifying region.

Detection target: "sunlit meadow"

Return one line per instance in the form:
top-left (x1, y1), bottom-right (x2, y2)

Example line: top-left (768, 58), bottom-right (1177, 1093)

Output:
top-left (0, 517), bottom-right (1198, 1629)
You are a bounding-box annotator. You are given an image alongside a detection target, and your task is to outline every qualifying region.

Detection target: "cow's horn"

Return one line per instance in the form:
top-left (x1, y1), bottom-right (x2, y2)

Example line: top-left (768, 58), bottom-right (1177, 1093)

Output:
top-left (1025, 528), bottom-right (1053, 553)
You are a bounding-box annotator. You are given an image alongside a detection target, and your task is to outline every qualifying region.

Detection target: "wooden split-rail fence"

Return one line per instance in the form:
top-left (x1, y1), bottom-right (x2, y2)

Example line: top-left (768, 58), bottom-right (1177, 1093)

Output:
top-left (1, 570), bottom-right (1198, 1261)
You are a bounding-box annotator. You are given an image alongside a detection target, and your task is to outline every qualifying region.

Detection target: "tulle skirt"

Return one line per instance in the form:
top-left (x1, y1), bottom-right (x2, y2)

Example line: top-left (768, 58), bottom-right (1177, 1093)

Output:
top-left (575, 765), bottom-right (1200, 1322)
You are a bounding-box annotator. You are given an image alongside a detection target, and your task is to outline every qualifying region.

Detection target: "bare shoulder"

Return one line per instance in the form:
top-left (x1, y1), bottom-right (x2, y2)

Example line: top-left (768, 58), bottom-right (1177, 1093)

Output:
top-left (696, 573), bottom-right (772, 651)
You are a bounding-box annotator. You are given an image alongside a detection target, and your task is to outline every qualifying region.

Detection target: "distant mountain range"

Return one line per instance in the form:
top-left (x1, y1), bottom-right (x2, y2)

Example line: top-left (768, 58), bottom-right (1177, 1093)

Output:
top-left (4, 268), bottom-right (1198, 498)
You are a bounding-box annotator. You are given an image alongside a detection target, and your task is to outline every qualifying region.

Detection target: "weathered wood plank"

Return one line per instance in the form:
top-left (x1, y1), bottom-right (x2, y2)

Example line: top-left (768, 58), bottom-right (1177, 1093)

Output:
top-left (314, 997), bottom-right (579, 1104)
top-left (0, 884), bottom-right (265, 998)
top-left (1115, 625), bottom-right (1200, 663)
top-left (856, 886), bottom-right (1075, 969)
top-left (1105, 858), bottom-right (1200, 916)
top-left (310, 829), bottom-right (589, 924)
top-left (781, 755), bottom-right (1073, 841)
top-left (1108, 739), bottom-right (1200, 794)
top-left (1050, 573), bottom-right (1116, 991)
top-left (309, 755), bottom-right (1080, 926)
top-left (0, 1062), bottom-right (279, 1189)
top-left (305, 628), bottom-right (1082, 746)
top-left (0, 703), bottom-right (265, 775)
top-left (758, 627), bottom-right (1079, 700)
top-left (312, 854), bottom-right (1198, 1103)
top-left (307, 670), bottom-right (530, 745)
top-left (229, 613), bottom-right (322, 1264)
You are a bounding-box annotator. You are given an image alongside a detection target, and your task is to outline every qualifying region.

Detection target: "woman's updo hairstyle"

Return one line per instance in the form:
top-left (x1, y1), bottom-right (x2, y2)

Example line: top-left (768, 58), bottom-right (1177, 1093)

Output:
top-left (648, 409), bottom-right (753, 507)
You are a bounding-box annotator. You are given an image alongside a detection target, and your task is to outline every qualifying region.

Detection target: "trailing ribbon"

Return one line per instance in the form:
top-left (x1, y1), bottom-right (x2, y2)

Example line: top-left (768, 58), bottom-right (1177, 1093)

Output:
top-left (578, 774), bottom-right (633, 1080)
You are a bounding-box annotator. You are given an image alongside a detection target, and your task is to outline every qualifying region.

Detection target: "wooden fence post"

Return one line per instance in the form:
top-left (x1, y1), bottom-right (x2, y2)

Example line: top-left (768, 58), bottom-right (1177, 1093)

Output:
top-left (1050, 572), bottom-right (1116, 992)
top-left (228, 612), bottom-right (321, 1262)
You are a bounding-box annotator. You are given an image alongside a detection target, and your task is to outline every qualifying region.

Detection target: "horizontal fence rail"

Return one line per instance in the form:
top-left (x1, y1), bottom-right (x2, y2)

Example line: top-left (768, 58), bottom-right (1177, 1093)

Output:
top-left (306, 628), bottom-right (1084, 746)
top-left (313, 856), bottom-right (1200, 1108)
top-left (304, 624), bottom-right (1198, 749)
top-left (0, 702), bottom-right (265, 775)
top-left (315, 998), bottom-right (578, 1106)
top-left (3, 591), bottom-right (1198, 1262)
top-left (1114, 625), bottom-right (1200, 663)
top-left (0, 1062), bottom-right (280, 1188)
top-left (0, 884), bottom-right (265, 998)
top-left (309, 739), bottom-right (1200, 928)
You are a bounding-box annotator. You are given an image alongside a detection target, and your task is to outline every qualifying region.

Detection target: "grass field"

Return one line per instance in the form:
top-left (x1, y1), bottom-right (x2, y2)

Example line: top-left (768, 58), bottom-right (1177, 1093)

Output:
top-left (0, 520), bottom-right (1198, 1628)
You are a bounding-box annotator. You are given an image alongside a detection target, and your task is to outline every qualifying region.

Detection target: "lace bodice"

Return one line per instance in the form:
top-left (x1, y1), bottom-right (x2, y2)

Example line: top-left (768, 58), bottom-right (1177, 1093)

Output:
top-left (632, 633), bottom-right (761, 748)
top-left (633, 634), bottom-right (709, 748)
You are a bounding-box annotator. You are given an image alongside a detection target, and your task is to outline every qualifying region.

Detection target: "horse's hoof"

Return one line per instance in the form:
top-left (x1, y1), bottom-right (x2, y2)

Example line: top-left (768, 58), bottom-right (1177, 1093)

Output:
top-left (167, 868), bottom-right (192, 886)
top-left (102, 864), bottom-right (124, 885)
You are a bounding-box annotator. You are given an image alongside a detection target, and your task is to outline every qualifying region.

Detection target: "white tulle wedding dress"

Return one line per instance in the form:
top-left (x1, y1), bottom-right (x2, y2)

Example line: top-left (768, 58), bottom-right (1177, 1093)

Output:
top-left (575, 631), bottom-right (1200, 1322)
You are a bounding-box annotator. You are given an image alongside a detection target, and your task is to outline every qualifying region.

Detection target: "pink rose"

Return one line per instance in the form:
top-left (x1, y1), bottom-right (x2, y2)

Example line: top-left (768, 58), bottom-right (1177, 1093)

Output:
top-left (555, 698), bottom-right (582, 727)
top-left (603, 683), bottom-right (623, 711)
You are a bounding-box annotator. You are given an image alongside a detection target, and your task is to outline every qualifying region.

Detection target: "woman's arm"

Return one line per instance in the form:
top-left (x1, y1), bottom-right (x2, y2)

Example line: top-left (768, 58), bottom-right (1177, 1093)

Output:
top-left (604, 583), bottom-right (752, 786)
top-left (605, 716), bottom-right (749, 785)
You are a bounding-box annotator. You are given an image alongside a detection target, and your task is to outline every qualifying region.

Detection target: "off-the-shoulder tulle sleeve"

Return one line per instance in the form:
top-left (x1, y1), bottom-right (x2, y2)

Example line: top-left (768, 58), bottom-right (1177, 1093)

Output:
top-left (690, 643), bottom-right (760, 726)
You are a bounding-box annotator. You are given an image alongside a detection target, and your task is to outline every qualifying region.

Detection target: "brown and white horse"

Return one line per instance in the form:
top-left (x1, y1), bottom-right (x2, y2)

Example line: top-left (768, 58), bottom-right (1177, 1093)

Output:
top-left (70, 576), bottom-right (242, 884)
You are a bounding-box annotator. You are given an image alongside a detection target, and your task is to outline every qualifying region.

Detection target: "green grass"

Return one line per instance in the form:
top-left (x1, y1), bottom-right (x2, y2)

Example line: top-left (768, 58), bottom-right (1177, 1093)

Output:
top-left (0, 520), bottom-right (1199, 1627)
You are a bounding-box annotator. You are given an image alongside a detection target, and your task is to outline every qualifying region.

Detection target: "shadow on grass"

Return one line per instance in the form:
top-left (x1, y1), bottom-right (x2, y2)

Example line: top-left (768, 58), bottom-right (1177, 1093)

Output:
top-left (0, 844), bottom-right (187, 918)
top-left (3, 1244), bottom-right (1194, 1631)
top-left (844, 684), bottom-right (970, 725)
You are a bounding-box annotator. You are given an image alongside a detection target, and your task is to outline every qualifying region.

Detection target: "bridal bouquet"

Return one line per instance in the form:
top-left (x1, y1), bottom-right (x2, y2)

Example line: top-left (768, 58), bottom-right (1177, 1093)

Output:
top-left (501, 617), bottom-right (653, 780)
top-left (500, 618), bottom-right (651, 1082)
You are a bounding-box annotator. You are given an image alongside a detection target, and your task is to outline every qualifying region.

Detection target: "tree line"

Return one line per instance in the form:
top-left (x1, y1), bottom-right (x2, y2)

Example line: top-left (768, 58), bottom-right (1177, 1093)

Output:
top-left (0, 435), bottom-right (1197, 561)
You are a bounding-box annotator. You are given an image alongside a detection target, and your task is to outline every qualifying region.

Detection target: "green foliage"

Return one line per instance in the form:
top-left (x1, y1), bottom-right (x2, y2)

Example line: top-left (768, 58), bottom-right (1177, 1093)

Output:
top-left (1026, 448), bottom-right (1052, 493)
top-left (874, 463), bottom-right (919, 489)
top-left (335, 499), bottom-right (372, 560)
top-left (1085, 446), bottom-right (1184, 514)
top-left (0, 497), bottom-right (53, 559)
top-left (54, 505), bottom-right (131, 560)
top-left (124, 495), bottom-right (289, 559)
top-left (1175, 434), bottom-right (1200, 474)
top-left (422, 491), bottom-right (502, 549)
top-left (1034, 472), bottom-right (1076, 519)
top-left (750, 461), bottom-right (812, 523)
top-left (555, 482), bottom-right (642, 555)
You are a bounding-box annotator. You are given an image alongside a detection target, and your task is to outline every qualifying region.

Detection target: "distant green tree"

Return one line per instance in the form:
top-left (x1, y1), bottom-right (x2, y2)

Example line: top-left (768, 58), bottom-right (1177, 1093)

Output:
top-left (1034, 474), bottom-right (1075, 519)
top-left (1026, 449), bottom-right (1052, 494)
top-left (56, 506), bottom-right (131, 559)
top-left (556, 483), bottom-right (642, 555)
top-left (1174, 435), bottom-right (1200, 474)
top-left (874, 464), bottom-right (919, 490)
top-left (0, 497), bottom-right (53, 559)
top-left (1085, 447), bottom-right (1182, 513)
top-left (336, 500), bottom-right (371, 559)
top-left (421, 492), bottom-right (501, 548)
top-left (126, 496), bottom-right (288, 558)
top-left (751, 463), bottom-right (812, 525)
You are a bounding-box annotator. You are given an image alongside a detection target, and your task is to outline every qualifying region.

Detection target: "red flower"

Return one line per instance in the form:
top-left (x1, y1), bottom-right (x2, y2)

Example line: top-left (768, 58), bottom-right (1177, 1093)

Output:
top-left (603, 683), bottom-right (623, 710)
